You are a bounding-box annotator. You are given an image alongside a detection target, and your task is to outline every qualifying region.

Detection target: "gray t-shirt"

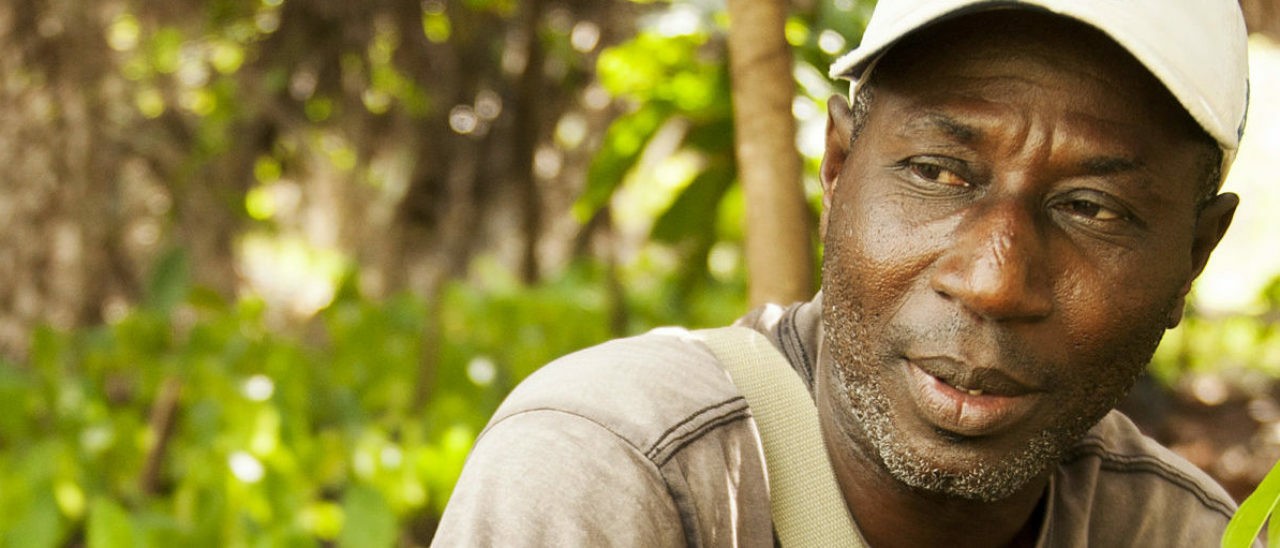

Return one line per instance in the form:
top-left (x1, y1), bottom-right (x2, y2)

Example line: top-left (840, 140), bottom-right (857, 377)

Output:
top-left (433, 296), bottom-right (1238, 546)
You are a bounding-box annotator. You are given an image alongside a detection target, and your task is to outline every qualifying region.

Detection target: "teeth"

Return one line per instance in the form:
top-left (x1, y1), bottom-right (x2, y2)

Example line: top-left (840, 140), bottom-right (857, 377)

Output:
top-left (967, 388), bottom-right (984, 396)
top-left (953, 384), bottom-right (984, 396)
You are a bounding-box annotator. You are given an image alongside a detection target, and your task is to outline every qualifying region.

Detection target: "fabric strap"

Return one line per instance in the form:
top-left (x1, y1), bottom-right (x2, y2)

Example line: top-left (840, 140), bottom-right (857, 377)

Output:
top-left (695, 326), bottom-right (865, 547)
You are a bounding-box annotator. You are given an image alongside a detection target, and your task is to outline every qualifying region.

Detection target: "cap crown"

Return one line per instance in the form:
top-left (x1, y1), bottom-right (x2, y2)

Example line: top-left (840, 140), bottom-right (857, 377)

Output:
top-left (830, 0), bottom-right (1249, 160)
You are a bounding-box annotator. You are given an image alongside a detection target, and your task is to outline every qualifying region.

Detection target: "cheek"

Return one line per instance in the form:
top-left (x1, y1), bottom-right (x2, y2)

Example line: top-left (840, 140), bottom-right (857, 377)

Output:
top-left (1050, 259), bottom-right (1180, 385)
top-left (1050, 224), bottom-right (1193, 337)
top-left (823, 191), bottom-right (943, 309)
top-left (1061, 240), bottom-right (1188, 324)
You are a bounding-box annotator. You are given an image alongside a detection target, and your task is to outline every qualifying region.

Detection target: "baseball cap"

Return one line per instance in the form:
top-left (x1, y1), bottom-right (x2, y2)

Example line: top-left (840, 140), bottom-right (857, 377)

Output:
top-left (830, 0), bottom-right (1250, 173)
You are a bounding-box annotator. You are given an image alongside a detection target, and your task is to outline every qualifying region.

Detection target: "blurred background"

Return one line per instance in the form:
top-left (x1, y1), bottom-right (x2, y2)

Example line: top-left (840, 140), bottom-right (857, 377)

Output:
top-left (1, 0), bottom-right (1278, 545)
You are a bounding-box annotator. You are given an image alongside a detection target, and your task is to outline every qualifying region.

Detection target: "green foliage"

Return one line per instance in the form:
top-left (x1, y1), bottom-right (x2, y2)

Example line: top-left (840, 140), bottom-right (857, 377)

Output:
top-left (147, 248), bottom-right (192, 315)
top-left (577, 0), bottom-right (881, 307)
top-left (1150, 284), bottom-right (1280, 384)
top-left (88, 498), bottom-right (136, 548)
top-left (1223, 458), bottom-right (1280, 547)
top-left (1210, 274), bottom-right (1280, 546)
top-left (1, 255), bottom-right (705, 545)
top-left (338, 486), bottom-right (396, 548)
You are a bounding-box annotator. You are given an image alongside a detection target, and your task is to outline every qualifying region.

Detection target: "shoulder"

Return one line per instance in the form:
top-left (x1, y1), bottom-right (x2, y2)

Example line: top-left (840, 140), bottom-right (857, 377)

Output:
top-left (433, 329), bottom-right (770, 546)
top-left (1051, 410), bottom-right (1237, 544)
top-left (482, 328), bottom-right (751, 457)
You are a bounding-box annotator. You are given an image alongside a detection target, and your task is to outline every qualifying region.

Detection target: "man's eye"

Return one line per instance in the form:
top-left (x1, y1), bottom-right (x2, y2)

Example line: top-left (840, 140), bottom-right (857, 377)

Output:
top-left (909, 161), bottom-right (968, 187)
top-left (1060, 200), bottom-right (1122, 221)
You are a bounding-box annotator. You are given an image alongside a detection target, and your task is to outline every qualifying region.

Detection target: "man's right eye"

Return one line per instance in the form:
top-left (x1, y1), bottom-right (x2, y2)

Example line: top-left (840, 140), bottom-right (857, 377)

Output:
top-left (908, 159), bottom-right (969, 187)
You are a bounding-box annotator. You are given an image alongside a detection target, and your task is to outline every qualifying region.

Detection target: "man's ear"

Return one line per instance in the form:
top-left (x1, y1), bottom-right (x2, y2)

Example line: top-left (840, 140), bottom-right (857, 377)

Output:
top-left (1167, 192), bottom-right (1239, 327)
top-left (821, 94), bottom-right (856, 233)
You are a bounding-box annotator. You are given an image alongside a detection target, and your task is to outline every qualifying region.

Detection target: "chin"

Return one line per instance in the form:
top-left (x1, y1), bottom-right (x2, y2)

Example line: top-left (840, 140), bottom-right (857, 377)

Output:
top-left (831, 339), bottom-right (1148, 502)
top-left (833, 362), bottom-right (1066, 502)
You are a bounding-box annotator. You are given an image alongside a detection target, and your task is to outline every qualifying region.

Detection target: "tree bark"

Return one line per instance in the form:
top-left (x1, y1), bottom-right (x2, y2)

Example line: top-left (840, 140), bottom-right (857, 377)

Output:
top-left (726, 0), bottom-right (814, 307)
top-left (1243, 0), bottom-right (1280, 41)
top-left (513, 0), bottom-right (547, 284)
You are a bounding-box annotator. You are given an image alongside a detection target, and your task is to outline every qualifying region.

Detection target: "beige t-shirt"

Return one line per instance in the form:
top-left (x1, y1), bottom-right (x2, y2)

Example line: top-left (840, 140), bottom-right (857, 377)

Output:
top-left (433, 296), bottom-right (1238, 547)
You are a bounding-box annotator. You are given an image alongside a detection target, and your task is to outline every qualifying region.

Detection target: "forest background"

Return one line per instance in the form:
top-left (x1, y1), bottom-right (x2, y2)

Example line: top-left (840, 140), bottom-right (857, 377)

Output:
top-left (3, 0), bottom-right (1280, 545)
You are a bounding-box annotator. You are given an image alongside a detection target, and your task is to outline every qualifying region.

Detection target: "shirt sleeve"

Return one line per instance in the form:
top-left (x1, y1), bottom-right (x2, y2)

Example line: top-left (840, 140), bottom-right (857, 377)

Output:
top-left (431, 409), bottom-right (686, 547)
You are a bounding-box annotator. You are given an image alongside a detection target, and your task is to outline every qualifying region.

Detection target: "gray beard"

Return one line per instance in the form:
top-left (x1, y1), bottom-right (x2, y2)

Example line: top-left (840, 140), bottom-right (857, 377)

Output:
top-left (827, 343), bottom-right (1073, 502)
top-left (821, 300), bottom-right (1152, 502)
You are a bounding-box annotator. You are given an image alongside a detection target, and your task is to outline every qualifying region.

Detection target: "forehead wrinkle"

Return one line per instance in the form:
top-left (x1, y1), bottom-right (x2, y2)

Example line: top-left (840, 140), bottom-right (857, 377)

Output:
top-left (898, 110), bottom-right (982, 144)
top-left (887, 73), bottom-right (1173, 191)
top-left (905, 88), bottom-right (1154, 184)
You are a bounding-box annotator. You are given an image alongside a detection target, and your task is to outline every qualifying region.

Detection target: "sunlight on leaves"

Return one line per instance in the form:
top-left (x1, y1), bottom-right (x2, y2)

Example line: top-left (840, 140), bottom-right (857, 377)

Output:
top-left (300, 501), bottom-right (344, 540)
top-left (423, 11), bottom-right (452, 43)
top-left (134, 88), bottom-right (165, 118)
top-left (107, 14), bottom-right (141, 52)
top-left (53, 479), bottom-right (86, 521)
top-left (87, 497), bottom-right (135, 548)
top-left (209, 40), bottom-right (245, 74)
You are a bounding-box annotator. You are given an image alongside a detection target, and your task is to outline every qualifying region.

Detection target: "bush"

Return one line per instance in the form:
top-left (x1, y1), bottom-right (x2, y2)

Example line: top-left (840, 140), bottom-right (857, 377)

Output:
top-left (0, 258), bottom-right (714, 546)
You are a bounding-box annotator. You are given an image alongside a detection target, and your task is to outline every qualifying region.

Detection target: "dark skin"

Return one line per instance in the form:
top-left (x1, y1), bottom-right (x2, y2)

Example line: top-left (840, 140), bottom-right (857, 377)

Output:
top-left (816, 12), bottom-right (1238, 548)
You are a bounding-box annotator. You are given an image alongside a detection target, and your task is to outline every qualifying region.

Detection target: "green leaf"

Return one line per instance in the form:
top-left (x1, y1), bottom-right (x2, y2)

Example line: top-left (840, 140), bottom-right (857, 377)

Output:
top-left (148, 28), bottom-right (185, 75)
top-left (651, 161), bottom-right (734, 244)
top-left (339, 485), bottom-right (396, 548)
top-left (573, 104), bottom-right (670, 222)
top-left (5, 487), bottom-right (63, 548)
top-left (1222, 458), bottom-right (1280, 547)
top-left (1263, 275), bottom-right (1280, 310)
top-left (87, 497), bottom-right (136, 548)
top-left (0, 364), bottom-right (32, 438)
top-left (683, 116), bottom-right (734, 153)
top-left (146, 248), bottom-right (190, 314)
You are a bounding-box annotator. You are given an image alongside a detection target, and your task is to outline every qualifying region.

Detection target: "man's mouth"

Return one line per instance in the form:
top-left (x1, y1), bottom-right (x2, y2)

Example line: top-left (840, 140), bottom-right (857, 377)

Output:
top-left (904, 357), bottom-right (1043, 437)
top-left (912, 356), bottom-right (1038, 397)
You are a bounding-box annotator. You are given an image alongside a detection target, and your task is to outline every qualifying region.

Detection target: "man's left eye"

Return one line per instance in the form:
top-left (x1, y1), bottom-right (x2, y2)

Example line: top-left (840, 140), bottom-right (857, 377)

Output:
top-left (1059, 199), bottom-right (1123, 221)
top-left (909, 160), bottom-right (968, 187)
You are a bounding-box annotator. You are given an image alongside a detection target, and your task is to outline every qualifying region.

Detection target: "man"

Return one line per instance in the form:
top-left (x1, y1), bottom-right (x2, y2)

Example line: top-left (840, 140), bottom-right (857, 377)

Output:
top-left (434, 0), bottom-right (1250, 546)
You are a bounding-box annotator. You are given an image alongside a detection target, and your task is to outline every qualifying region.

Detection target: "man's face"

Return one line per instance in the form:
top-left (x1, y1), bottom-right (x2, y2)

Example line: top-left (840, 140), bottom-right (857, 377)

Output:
top-left (818, 14), bottom-right (1233, 502)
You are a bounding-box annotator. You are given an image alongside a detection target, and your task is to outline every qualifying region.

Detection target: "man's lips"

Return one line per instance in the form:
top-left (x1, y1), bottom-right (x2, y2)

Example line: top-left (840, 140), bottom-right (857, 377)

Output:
top-left (908, 356), bottom-right (1040, 397)
top-left (904, 357), bottom-right (1044, 437)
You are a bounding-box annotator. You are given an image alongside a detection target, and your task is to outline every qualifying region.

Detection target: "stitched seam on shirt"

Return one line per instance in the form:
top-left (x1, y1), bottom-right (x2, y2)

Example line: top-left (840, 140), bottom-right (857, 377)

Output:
top-left (647, 398), bottom-right (750, 461)
top-left (652, 410), bottom-right (754, 467)
top-left (780, 306), bottom-right (814, 393)
top-left (479, 407), bottom-right (651, 456)
top-left (646, 397), bottom-right (748, 456)
top-left (1065, 438), bottom-right (1235, 519)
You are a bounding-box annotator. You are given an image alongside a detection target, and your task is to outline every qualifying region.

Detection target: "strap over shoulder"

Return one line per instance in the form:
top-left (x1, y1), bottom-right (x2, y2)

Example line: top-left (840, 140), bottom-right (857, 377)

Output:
top-left (694, 326), bottom-right (865, 547)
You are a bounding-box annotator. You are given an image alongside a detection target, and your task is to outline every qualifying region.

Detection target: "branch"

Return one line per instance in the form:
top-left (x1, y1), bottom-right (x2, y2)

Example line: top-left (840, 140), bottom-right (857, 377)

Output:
top-left (139, 376), bottom-right (182, 496)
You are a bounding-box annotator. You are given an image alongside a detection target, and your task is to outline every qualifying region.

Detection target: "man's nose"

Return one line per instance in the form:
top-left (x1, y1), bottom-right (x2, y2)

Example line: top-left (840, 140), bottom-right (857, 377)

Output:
top-left (929, 199), bottom-right (1054, 321)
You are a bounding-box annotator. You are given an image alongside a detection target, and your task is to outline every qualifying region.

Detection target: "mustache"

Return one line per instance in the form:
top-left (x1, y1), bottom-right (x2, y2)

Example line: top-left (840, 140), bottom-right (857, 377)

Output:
top-left (880, 314), bottom-right (1052, 378)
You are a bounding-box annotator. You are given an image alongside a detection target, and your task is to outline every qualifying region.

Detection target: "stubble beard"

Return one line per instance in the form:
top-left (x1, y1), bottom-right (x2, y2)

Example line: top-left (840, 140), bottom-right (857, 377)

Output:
top-left (820, 272), bottom-right (1168, 502)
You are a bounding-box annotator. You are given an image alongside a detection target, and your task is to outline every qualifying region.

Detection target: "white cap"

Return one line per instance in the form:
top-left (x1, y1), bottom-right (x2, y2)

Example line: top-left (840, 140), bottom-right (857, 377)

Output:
top-left (830, 0), bottom-right (1250, 170)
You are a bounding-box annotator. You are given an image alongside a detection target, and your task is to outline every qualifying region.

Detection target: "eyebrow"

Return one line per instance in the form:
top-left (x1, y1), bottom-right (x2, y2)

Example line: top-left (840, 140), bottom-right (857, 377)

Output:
top-left (1079, 155), bottom-right (1142, 176)
top-left (901, 112), bottom-right (980, 143)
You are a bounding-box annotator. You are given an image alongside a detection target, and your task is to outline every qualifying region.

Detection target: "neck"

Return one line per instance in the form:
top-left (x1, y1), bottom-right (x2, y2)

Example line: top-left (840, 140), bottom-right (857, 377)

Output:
top-left (815, 355), bottom-right (1049, 548)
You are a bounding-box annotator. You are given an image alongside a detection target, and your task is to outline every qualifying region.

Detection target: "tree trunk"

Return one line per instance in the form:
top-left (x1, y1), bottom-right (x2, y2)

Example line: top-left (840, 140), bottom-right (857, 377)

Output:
top-left (1243, 0), bottom-right (1280, 41)
top-left (726, 0), bottom-right (814, 307)
top-left (0, 0), bottom-right (147, 359)
top-left (513, 0), bottom-right (547, 284)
